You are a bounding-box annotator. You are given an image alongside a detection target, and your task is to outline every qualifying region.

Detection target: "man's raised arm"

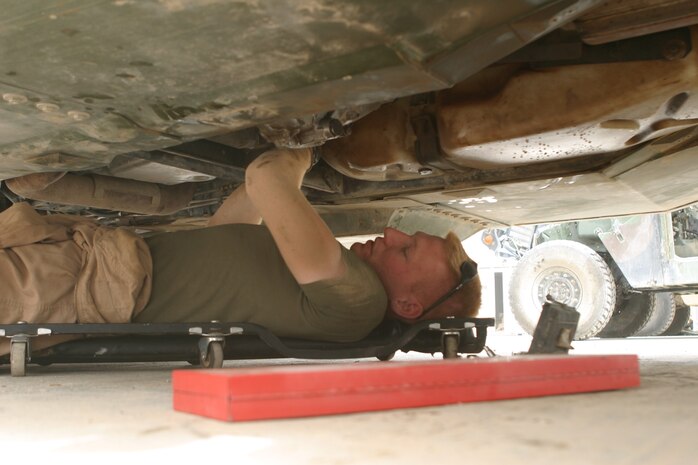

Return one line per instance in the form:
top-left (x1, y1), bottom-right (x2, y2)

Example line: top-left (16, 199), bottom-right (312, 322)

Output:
top-left (244, 148), bottom-right (345, 285)
top-left (208, 183), bottom-right (261, 227)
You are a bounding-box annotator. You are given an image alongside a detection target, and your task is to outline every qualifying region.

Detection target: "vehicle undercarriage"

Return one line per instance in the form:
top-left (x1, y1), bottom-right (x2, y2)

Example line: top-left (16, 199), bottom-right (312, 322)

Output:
top-left (1, 0), bottom-right (698, 238)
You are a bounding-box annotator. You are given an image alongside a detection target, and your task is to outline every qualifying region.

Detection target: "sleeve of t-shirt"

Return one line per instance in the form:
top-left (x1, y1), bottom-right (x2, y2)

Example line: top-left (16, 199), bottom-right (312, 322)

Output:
top-left (299, 247), bottom-right (387, 342)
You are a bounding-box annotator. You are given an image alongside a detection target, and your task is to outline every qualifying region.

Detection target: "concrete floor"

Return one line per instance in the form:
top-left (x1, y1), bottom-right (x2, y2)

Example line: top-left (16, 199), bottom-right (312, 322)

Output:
top-left (1, 335), bottom-right (697, 464)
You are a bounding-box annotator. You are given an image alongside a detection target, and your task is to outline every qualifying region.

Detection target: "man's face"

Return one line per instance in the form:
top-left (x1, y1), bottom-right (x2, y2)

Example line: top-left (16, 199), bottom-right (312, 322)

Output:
top-left (350, 228), bottom-right (454, 310)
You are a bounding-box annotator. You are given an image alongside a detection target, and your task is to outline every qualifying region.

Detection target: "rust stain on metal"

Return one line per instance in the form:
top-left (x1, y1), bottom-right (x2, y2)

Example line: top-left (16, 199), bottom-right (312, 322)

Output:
top-left (322, 100), bottom-right (422, 181)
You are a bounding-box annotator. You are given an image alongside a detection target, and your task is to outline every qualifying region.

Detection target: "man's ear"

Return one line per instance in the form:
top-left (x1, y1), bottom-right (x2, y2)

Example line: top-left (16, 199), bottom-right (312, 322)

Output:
top-left (390, 295), bottom-right (423, 320)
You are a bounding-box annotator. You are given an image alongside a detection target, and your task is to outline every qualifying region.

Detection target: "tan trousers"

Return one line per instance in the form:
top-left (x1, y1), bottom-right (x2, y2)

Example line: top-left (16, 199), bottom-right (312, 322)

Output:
top-left (0, 203), bottom-right (152, 355)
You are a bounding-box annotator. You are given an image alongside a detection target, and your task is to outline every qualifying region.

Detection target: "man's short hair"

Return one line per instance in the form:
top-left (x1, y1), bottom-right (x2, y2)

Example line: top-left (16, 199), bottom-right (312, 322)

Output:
top-left (419, 231), bottom-right (482, 320)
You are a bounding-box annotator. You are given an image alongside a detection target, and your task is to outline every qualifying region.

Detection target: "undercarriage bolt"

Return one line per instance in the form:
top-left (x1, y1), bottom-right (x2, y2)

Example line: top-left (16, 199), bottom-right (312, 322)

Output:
top-left (3, 93), bottom-right (27, 105)
top-left (662, 39), bottom-right (688, 61)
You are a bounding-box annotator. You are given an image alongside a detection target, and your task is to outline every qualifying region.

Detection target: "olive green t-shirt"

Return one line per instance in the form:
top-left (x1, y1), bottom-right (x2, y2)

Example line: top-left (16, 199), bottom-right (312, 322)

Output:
top-left (135, 224), bottom-right (387, 342)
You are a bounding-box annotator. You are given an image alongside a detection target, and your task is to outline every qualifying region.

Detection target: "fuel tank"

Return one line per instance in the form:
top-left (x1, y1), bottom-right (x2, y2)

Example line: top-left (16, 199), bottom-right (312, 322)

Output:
top-left (322, 27), bottom-right (698, 180)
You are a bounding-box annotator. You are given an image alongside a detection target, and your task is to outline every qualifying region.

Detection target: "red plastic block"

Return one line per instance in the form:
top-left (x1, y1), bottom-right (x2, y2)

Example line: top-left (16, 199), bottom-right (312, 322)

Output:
top-left (172, 354), bottom-right (639, 422)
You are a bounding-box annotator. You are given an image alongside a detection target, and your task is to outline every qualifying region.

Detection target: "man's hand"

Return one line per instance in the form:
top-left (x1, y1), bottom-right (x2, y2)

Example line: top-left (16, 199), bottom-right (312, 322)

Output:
top-left (245, 148), bottom-right (345, 285)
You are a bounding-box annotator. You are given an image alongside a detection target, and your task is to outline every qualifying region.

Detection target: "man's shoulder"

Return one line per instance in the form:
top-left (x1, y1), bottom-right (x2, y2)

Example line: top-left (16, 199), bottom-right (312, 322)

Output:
top-left (295, 246), bottom-right (386, 342)
top-left (303, 246), bottom-right (387, 310)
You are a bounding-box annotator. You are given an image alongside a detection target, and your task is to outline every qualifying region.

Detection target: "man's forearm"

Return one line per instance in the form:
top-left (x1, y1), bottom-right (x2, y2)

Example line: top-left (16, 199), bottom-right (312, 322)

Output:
top-left (209, 149), bottom-right (309, 227)
top-left (245, 148), bottom-right (344, 284)
top-left (208, 183), bottom-right (262, 226)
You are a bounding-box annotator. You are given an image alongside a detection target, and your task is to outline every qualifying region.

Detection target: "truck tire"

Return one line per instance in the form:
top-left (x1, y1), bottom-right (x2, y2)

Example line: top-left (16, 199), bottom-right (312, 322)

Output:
top-left (635, 293), bottom-right (676, 336)
top-left (660, 302), bottom-right (691, 336)
top-left (598, 259), bottom-right (654, 338)
top-left (598, 292), bottom-right (655, 338)
top-left (509, 240), bottom-right (615, 340)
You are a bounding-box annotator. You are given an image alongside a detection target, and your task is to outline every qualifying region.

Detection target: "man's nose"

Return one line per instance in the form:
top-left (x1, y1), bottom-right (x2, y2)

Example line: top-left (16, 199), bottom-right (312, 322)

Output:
top-left (383, 227), bottom-right (410, 244)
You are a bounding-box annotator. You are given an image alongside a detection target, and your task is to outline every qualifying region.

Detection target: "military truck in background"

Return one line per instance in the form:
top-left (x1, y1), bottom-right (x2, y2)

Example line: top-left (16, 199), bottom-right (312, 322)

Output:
top-left (482, 205), bottom-right (698, 340)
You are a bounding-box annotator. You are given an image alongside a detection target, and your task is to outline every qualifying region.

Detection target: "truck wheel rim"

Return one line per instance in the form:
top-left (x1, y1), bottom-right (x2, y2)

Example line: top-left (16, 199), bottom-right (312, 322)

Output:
top-left (534, 267), bottom-right (582, 308)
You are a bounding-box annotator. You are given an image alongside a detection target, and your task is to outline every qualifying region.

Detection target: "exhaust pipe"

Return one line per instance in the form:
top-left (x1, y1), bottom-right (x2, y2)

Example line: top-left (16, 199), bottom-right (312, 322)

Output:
top-left (6, 172), bottom-right (195, 215)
